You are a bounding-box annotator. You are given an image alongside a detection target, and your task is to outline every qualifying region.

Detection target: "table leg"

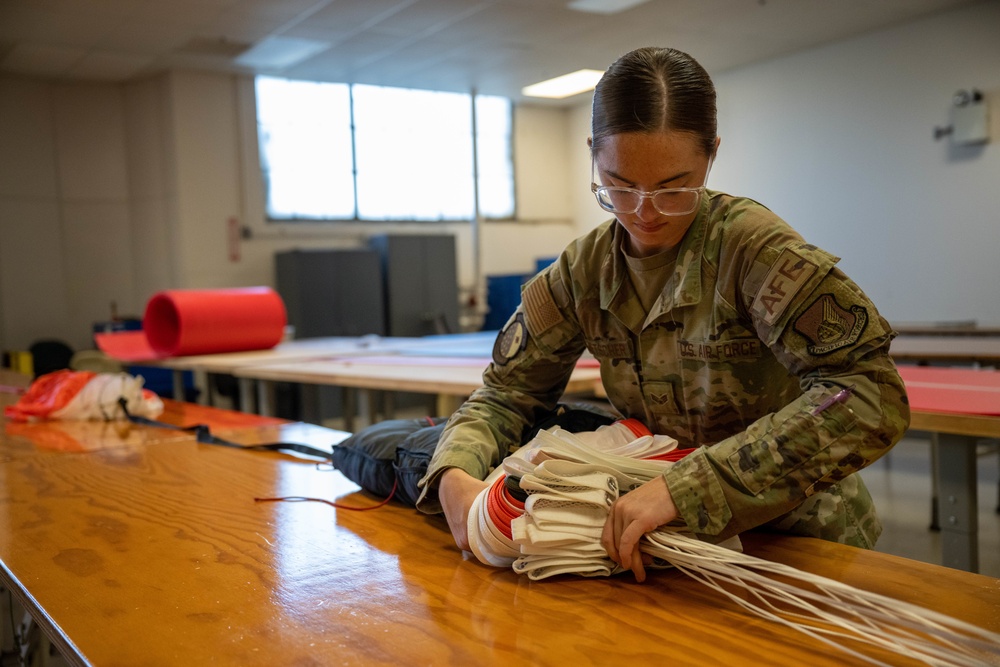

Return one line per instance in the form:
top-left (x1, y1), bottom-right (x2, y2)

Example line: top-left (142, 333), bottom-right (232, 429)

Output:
top-left (172, 370), bottom-right (185, 402)
top-left (936, 433), bottom-right (979, 572)
top-left (382, 391), bottom-right (395, 420)
top-left (355, 389), bottom-right (376, 428)
top-left (929, 434), bottom-right (940, 531)
top-left (194, 370), bottom-right (210, 406)
top-left (238, 377), bottom-right (255, 414)
top-left (342, 388), bottom-right (356, 433)
top-left (256, 380), bottom-right (274, 417)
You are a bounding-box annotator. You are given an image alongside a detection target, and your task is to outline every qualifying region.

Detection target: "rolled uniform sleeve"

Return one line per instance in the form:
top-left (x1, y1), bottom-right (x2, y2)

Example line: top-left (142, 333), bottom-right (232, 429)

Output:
top-left (415, 265), bottom-right (586, 514)
top-left (663, 238), bottom-right (910, 545)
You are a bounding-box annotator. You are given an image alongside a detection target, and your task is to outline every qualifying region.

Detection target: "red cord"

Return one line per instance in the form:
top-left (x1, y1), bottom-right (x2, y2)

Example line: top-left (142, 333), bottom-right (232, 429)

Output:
top-left (254, 477), bottom-right (398, 511)
top-left (618, 418), bottom-right (652, 438)
top-left (485, 475), bottom-right (525, 540)
top-left (644, 448), bottom-right (694, 462)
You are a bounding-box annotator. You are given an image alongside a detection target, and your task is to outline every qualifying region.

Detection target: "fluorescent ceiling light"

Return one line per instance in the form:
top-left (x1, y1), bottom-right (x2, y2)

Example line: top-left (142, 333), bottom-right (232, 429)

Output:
top-left (522, 69), bottom-right (604, 99)
top-left (568, 0), bottom-right (651, 14)
top-left (235, 36), bottom-right (329, 69)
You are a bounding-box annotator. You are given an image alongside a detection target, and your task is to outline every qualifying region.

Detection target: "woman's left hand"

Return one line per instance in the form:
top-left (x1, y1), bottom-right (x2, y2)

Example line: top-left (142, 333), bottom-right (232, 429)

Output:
top-left (601, 476), bottom-right (678, 582)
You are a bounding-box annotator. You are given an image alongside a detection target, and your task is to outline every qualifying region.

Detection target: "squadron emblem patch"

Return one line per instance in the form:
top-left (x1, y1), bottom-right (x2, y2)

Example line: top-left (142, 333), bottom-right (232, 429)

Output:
top-left (493, 312), bottom-right (528, 366)
top-left (793, 293), bottom-right (868, 355)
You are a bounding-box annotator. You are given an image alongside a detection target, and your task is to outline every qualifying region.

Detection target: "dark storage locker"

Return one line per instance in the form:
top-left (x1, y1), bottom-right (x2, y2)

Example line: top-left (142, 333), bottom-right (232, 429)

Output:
top-left (368, 234), bottom-right (459, 336)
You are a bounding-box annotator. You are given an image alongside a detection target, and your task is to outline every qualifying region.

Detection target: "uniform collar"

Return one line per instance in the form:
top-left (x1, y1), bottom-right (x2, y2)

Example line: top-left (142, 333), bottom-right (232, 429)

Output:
top-left (599, 194), bottom-right (710, 331)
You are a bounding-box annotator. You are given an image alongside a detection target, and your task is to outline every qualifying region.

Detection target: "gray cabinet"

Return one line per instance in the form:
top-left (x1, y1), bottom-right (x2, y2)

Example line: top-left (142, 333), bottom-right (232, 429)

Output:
top-left (275, 248), bottom-right (386, 338)
top-left (274, 248), bottom-right (386, 422)
top-left (368, 234), bottom-right (458, 336)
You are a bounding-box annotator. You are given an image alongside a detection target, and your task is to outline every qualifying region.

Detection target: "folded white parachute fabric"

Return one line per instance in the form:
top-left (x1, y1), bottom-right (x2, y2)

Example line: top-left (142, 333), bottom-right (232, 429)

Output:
top-left (467, 422), bottom-right (1000, 667)
top-left (466, 422), bottom-right (733, 577)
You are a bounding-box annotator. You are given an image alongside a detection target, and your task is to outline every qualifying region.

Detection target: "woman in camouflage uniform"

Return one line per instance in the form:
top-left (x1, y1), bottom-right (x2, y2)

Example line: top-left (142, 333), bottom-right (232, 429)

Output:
top-left (416, 47), bottom-right (910, 582)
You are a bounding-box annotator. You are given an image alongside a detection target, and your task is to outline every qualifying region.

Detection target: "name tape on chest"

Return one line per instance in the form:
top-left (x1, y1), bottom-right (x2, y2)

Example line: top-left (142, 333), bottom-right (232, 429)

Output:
top-left (587, 338), bottom-right (635, 359)
top-left (679, 338), bottom-right (763, 362)
top-left (751, 247), bottom-right (818, 325)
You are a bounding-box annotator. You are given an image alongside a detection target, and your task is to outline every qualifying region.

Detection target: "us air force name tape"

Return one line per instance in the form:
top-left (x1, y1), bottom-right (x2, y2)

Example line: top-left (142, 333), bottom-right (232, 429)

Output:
top-left (679, 338), bottom-right (763, 362)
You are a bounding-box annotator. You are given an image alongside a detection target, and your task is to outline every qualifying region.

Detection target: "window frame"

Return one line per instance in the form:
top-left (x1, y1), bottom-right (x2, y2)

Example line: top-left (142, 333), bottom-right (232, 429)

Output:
top-left (254, 76), bottom-right (516, 224)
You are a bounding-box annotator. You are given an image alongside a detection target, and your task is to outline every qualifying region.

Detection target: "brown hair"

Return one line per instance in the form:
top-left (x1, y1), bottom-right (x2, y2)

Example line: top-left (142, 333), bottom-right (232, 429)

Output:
top-left (591, 47), bottom-right (717, 156)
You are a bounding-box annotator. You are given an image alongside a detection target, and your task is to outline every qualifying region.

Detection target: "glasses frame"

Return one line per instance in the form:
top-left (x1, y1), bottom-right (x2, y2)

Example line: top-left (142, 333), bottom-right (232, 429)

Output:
top-left (590, 154), bottom-right (713, 216)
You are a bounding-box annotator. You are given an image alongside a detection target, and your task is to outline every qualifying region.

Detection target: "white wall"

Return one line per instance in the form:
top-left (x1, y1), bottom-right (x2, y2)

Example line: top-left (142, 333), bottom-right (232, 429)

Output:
top-left (0, 77), bottom-right (64, 353)
top-left (0, 77), bottom-right (139, 352)
top-left (705, 0), bottom-right (1000, 322)
top-left (124, 75), bottom-right (178, 303)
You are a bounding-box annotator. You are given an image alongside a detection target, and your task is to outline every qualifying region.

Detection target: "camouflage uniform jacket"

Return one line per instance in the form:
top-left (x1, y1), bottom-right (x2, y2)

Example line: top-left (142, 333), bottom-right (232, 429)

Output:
top-left (416, 191), bottom-right (910, 548)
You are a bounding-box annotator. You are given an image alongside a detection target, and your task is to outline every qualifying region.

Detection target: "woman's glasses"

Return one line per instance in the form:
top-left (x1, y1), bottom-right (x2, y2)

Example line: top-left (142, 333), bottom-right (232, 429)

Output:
top-left (591, 155), bottom-right (712, 215)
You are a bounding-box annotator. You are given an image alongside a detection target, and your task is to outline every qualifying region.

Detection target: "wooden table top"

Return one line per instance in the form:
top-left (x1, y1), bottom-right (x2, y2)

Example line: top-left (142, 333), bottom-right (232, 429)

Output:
top-left (234, 355), bottom-right (604, 397)
top-left (892, 321), bottom-right (1000, 336)
top-left (890, 334), bottom-right (1000, 363)
top-left (142, 333), bottom-right (503, 374)
top-left (897, 365), bottom-right (1000, 438)
top-left (144, 336), bottom-right (425, 373)
top-left (2, 398), bottom-right (999, 666)
top-left (0, 394), bottom-right (293, 458)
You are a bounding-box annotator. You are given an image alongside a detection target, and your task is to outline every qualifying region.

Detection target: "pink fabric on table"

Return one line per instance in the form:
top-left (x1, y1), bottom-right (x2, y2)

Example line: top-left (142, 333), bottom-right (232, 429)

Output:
top-left (897, 365), bottom-right (1000, 415)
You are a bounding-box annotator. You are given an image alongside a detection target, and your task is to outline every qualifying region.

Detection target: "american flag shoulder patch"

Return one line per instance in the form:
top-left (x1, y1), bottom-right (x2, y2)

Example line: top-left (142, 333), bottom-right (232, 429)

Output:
top-left (522, 276), bottom-right (564, 338)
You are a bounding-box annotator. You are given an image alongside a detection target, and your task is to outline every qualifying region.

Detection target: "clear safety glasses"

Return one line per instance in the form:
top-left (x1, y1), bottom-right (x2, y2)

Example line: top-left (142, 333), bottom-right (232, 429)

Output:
top-left (590, 155), bottom-right (712, 216)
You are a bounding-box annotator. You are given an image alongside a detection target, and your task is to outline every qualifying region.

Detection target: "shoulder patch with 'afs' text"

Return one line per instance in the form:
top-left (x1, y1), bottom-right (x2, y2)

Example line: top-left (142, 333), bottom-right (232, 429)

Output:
top-left (522, 276), bottom-right (564, 337)
top-left (751, 247), bottom-right (818, 325)
top-left (793, 293), bottom-right (868, 355)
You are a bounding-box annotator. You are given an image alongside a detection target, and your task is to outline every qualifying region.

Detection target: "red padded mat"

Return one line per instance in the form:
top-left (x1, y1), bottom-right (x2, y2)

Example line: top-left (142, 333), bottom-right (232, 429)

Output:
top-left (897, 365), bottom-right (1000, 415)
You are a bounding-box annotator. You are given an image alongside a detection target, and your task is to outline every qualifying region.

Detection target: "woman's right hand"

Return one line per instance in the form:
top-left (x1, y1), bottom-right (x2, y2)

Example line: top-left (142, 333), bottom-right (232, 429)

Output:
top-left (438, 467), bottom-right (489, 552)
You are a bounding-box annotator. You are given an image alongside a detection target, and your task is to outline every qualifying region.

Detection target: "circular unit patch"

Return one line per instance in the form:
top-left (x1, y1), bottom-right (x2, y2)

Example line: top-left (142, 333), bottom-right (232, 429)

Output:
top-left (493, 313), bottom-right (528, 366)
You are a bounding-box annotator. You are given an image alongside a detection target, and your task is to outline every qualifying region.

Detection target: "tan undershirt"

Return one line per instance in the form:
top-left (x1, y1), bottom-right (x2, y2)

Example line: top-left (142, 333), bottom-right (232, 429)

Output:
top-left (622, 240), bottom-right (680, 313)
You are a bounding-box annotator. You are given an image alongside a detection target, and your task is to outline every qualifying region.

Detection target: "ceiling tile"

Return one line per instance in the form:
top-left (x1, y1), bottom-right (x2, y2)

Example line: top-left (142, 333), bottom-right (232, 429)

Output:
top-left (304, 0), bottom-right (419, 33)
top-left (367, 0), bottom-right (492, 38)
top-left (0, 0), bottom-right (985, 101)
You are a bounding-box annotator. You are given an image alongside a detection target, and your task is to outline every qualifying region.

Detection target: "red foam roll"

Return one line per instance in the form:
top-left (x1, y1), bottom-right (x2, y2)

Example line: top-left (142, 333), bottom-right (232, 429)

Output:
top-left (96, 287), bottom-right (287, 361)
